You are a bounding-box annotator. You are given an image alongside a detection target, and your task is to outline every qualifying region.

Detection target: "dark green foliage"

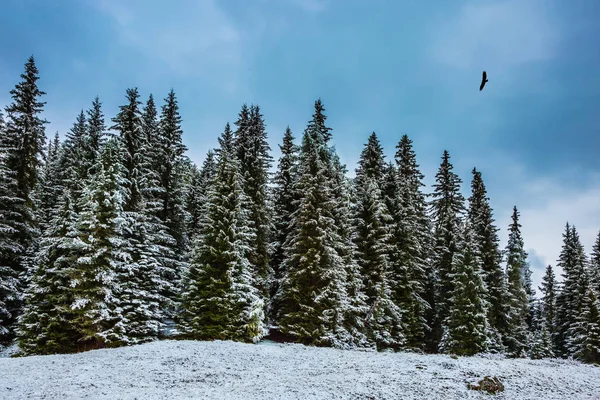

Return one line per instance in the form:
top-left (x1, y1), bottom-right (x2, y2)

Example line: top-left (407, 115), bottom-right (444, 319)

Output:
top-left (156, 90), bottom-right (188, 251)
top-left (60, 110), bottom-right (88, 201)
top-left (85, 97), bottom-right (106, 178)
top-left (269, 127), bottom-right (299, 324)
top-left (0, 56), bottom-right (48, 342)
top-left (275, 100), bottom-right (356, 347)
top-left (439, 221), bottom-right (488, 356)
top-left (18, 191), bottom-right (81, 355)
top-left (184, 150), bottom-right (216, 241)
top-left (590, 231), bottom-right (600, 296)
top-left (178, 124), bottom-right (265, 343)
top-left (352, 133), bottom-right (402, 350)
top-left (234, 104), bottom-right (273, 306)
top-left (571, 286), bottom-right (600, 364)
top-left (38, 132), bottom-right (63, 232)
top-left (503, 207), bottom-right (530, 357)
top-left (428, 150), bottom-right (465, 350)
top-left (539, 265), bottom-right (557, 350)
top-left (467, 168), bottom-right (506, 350)
top-left (555, 224), bottom-right (589, 357)
top-left (393, 135), bottom-right (432, 350)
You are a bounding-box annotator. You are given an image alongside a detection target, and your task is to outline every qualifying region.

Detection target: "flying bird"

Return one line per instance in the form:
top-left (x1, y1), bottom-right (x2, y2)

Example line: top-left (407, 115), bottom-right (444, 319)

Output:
top-left (479, 71), bottom-right (488, 91)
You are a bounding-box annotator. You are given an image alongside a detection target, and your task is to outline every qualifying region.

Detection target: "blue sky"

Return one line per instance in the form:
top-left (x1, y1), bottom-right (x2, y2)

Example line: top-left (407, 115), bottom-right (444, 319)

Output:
top-left (1, 0), bottom-right (599, 288)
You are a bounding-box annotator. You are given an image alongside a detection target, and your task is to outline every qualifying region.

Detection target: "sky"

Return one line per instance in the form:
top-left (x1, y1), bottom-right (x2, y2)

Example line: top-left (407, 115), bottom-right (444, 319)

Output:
top-left (1, 0), bottom-right (599, 289)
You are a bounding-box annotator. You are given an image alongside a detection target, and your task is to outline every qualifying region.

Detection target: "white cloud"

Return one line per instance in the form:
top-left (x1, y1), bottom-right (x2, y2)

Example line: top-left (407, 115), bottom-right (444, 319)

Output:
top-left (496, 173), bottom-right (600, 289)
top-left (93, 0), bottom-right (244, 82)
top-left (430, 0), bottom-right (560, 71)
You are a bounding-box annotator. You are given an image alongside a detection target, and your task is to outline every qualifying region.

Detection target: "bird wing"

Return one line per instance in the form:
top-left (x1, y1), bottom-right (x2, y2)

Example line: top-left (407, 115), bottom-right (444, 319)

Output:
top-left (480, 80), bottom-right (485, 91)
top-left (482, 70), bottom-right (487, 81)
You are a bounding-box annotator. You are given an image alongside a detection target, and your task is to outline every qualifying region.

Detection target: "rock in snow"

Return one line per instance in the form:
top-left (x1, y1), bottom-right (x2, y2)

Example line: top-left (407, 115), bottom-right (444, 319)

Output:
top-left (1, 340), bottom-right (599, 399)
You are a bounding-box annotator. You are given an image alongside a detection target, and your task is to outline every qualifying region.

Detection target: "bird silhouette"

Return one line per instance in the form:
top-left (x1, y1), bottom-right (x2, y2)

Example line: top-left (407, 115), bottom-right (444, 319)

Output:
top-left (480, 71), bottom-right (488, 91)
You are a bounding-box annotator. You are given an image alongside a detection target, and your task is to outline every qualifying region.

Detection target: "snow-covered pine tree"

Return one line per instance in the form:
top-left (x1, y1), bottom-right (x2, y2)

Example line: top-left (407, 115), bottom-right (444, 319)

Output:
top-left (111, 89), bottom-right (180, 341)
top-left (555, 223), bottom-right (589, 357)
top-left (590, 231), bottom-right (600, 296)
top-left (274, 100), bottom-right (355, 348)
top-left (140, 94), bottom-right (162, 218)
top-left (0, 56), bottom-right (48, 342)
top-left (37, 132), bottom-right (64, 233)
top-left (184, 150), bottom-right (216, 242)
top-left (539, 264), bottom-right (557, 352)
top-left (269, 127), bottom-right (299, 325)
top-left (72, 138), bottom-right (130, 350)
top-left (503, 206), bottom-right (530, 357)
top-left (60, 110), bottom-right (88, 202)
top-left (439, 220), bottom-right (489, 356)
top-left (178, 123), bottom-right (265, 343)
top-left (18, 190), bottom-right (81, 355)
top-left (84, 96), bottom-right (106, 178)
top-left (352, 132), bottom-right (403, 350)
top-left (467, 168), bottom-right (506, 351)
top-left (570, 285), bottom-right (600, 364)
top-left (234, 104), bottom-right (273, 307)
top-left (428, 150), bottom-right (465, 351)
top-left (393, 134), bottom-right (432, 351)
top-left (156, 90), bottom-right (188, 252)
top-left (0, 110), bottom-right (24, 344)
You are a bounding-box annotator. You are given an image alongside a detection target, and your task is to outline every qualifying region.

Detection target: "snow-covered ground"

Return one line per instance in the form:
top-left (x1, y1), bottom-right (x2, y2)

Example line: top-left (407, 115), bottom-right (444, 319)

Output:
top-left (1, 340), bottom-right (599, 399)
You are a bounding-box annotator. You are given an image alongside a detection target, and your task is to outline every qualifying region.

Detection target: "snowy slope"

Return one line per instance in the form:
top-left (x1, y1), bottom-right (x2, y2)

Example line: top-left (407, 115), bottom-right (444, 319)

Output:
top-left (1, 340), bottom-right (599, 400)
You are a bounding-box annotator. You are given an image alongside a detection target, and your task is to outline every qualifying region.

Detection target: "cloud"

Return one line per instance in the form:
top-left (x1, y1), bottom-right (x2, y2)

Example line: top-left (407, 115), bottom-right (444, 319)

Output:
top-left (93, 0), bottom-right (244, 82)
top-left (496, 172), bottom-right (600, 289)
top-left (430, 0), bottom-right (560, 71)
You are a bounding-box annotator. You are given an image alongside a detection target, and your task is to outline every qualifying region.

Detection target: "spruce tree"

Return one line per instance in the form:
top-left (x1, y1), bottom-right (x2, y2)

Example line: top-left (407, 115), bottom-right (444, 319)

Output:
top-left (84, 96), bottom-right (106, 177)
top-left (179, 123), bottom-right (265, 342)
top-left (571, 286), bottom-right (600, 364)
top-left (428, 150), bottom-right (465, 350)
top-left (156, 89), bottom-right (188, 251)
top-left (38, 132), bottom-right (63, 232)
top-left (269, 127), bottom-right (299, 324)
top-left (467, 168), bottom-right (506, 350)
top-left (393, 135), bottom-right (432, 350)
top-left (274, 100), bottom-right (354, 347)
top-left (555, 224), bottom-right (589, 357)
top-left (352, 133), bottom-right (403, 350)
top-left (590, 231), bottom-right (600, 296)
top-left (0, 56), bottom-right (48, 341)
top-left (18, 190), bottom-right (81, 354)
top-left (539, 264), bottom-right (557, 350)
top-left (234, 104), bottom-right (273, 306)
top-left (503, 206), bottom-right (530, 357)
top-left (184, 150), bottom-right (216, 241)
top-left (60, 110), bottom-right (88, 200)
top-left (439, 221), bottom-right (488, 356)
top-left (71, 138), bottom-right (129, 350)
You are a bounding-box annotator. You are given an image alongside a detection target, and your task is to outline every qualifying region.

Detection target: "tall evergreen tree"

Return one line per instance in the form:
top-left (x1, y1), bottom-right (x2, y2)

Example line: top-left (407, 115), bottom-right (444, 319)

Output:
top-left (590, 231), bottom-right (600, 296)
top-left (178, 123), bottom-right (265, 342)
top-left (84, 96), bottom-right (106, 177)
top-left (393, 135), bottom-right (432, 350)
top-left (60, 110), bottom-right (88, 199)
top-left (156, 90), bottom-right (187, 251)
top-left (539, 264), bottom-right (557, 349)
top-left (18, 190), bottom-right (81, 354)
top-left (234, 104), bottom-right (273, 306)
top-left (503, 206), bottom-right (530, 357)
top-left (274, 100), bottom-right (356, 347)
top-left (428, 150), bottom-right (465, 350)
top-left (555, 224), bottom-right (589, 357)
top-left (184, 150), bottom-right (216, 242)
top-left (269, 127), bottom-right (299, 324)
top-left (439, 221), bottom-right (488, 356)
top-left (571, 285), bottom-right (600, 364)
top-left (0, 56), bottom-right (48, 341)
top-left (38, 132), bottom-right (63, 232)
top-left (467, 168), bottom-right (506, 350)
top-left (352, 133), bottom-right (403, 350)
